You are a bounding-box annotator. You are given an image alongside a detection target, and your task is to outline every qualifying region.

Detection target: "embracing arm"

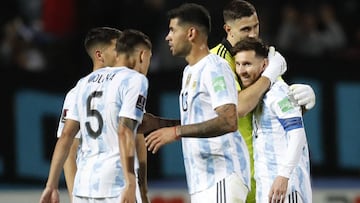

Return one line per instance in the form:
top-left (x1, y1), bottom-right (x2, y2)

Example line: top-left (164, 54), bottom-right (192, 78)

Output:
top-left (237, 77), bottom-right (270, 117)
top-left (237, 47), bottom-right (287, 117)
top-left (177, 103), bottom-right (238, 138)
top-left (289, 84), bottom-right (316, 112)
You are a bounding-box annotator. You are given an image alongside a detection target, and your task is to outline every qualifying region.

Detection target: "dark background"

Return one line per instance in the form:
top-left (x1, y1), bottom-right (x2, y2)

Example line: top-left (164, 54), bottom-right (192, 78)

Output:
top-left (1, 0), bottom-right (360, 187)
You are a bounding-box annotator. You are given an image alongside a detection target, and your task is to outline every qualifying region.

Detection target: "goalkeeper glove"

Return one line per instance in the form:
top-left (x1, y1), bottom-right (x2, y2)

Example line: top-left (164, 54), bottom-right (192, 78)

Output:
top-left (261, 46), bottom-right (287, 85)
top-left (289, 84), bottom-right (316, 110)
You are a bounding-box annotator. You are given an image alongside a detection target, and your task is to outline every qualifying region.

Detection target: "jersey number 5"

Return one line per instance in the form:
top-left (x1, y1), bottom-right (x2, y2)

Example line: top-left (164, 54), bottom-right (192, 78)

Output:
top-left (85, 91), bottom-right (104, 139)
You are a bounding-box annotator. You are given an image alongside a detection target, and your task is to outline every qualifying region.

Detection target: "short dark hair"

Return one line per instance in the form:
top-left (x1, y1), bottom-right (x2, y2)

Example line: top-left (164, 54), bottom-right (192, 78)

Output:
top-left (167, 3), bottom-right (211, 35)
top-left (232, 37), bottom-right (268, 58)
top-left (84, 27), bottom-right (122, 55)
top-left (115, 29), bottom-right (152, 54)
top-left (223, 0), bottom-right (256, 23)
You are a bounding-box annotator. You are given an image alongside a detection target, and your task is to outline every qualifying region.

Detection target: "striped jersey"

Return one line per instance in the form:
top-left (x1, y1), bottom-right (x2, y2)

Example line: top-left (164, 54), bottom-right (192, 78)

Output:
top-left (211, 39), bottom-right (256, 202)
top-left (179, 53), bottom-right (250, 194)
top-left (66, 66), bottom-right (148, 198)
top-left (252, 80), bottom-right (312, 203)
top-left (57, 87), bottom-right (80, 139)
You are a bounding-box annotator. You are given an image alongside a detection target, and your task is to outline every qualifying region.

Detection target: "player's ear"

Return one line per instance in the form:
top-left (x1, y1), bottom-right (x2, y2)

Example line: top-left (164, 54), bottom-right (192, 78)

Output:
top-left (188, 27), bottom-right (196, 40)
top-left (139, 49), bottom-right (144, 63)
top-left (95, 50), bottom-right (104, 62)
top-left (262, 58), bottom-right (269, 71)
top-left (224, 23), bottom-right (231, 34)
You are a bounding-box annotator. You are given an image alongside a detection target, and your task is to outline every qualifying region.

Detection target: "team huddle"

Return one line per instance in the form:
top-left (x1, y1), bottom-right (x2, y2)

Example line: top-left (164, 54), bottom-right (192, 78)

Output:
top-left (40, 1), bottom-right (315, 203)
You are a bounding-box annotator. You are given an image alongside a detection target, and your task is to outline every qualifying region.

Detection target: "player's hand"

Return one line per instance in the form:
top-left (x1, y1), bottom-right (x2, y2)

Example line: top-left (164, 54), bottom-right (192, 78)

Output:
top-left (39, 187), bottom-right (60, 203)
top-left (289, 84), bottom-right (316, 110)
top-left (262, 46), bottom-right (287, 85)
top-left (268, 176), bottom-right (289, 203)
top-left (121, 183), bottom-right (136, 203)
top-left (145, 127), bottom-right (178, 154)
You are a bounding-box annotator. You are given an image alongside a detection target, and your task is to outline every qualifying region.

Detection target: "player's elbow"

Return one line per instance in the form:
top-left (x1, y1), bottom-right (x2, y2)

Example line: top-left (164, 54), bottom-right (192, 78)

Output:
top-left (237, 108), bottom-right (250, 118)
top-left (228, 121), bottom-right (238, 132)
top-left (224, 116), bottom-right (238, 133)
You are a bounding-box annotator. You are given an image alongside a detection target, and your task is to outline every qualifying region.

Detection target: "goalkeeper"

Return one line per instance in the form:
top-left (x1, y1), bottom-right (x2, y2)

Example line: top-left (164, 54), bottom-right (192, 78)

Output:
top-left (210, 0), bottom-right (315, 202)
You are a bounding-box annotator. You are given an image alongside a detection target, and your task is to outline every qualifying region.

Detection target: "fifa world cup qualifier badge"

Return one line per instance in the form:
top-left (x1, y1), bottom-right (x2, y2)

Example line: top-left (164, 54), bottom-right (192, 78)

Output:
top-left (136, 95), bottom-right (146, 111)
top-left (61, 109), bottom-right (68, 123)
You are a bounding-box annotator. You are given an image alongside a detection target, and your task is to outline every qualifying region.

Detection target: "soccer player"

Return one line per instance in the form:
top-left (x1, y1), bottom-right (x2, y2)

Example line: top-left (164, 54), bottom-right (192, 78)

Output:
top-left (56, 27), bottom-right (150, 203)
top-left (233, 37), bottom-right (312, 203)
top-left (56, 26), bottom-right (121, 200)
top-left (210, 1), bottom-right (316, 202)
top-left (40, 29), bottom-right (152, 203)
top-left (143, 3), bottom-right (285, 203)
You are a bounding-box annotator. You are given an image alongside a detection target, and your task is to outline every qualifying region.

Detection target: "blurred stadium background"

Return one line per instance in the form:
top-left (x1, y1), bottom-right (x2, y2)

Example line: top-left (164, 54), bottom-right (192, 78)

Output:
top-left (1, 0), bottom-right (360, 202)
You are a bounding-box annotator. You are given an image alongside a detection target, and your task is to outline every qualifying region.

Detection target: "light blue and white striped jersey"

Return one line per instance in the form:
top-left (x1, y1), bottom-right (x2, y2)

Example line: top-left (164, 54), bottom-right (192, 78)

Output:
top-left (253, 80), bottom-right (312, 203)
top-left (66, 66), bottom-right (148, 198)
top-left (179, 53), bottom-right (250, 194)
top-left (57, 87), bottom-right (81, 139)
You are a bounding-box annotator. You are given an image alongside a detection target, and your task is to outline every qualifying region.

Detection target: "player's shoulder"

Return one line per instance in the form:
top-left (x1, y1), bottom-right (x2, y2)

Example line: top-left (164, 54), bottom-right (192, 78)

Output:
top-left (112, 66), bottom-right (148, 84)
top-left (269, 80), bottom-right (289, 96)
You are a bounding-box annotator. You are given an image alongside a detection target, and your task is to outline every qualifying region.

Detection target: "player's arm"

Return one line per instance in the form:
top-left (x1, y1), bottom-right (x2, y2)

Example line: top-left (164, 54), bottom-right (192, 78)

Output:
top-left (137, 112), bottom-right (180, 135)
top-left (40, 119), bottom-right (80, 203)
top-left (269, 126), bottom-right (306, 202)
top-left (63, 138), bottom-right (79, 200)
top-left (135, 133), bottom-right (150, 203)
top-left (269, 109), bottom-right (307, 202)
top-left (237, 47), bottom-right (287, 117)
top-left (177, 103), bottom-right (238, 138)
top-left (237, 77), bottom-right (271, 117)
top-left (118, 117), bottom-right (137, 202)
top-left (145, 103), bottom-right (238, 153)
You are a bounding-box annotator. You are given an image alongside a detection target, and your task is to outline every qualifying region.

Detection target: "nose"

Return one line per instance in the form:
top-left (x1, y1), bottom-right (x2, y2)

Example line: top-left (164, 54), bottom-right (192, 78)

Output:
top-left (165, 32), bottom-right (171, 41)
top-left (239, 66), bottom-right (247, 75)
top-left (248, 29), bottom-right (258, 38)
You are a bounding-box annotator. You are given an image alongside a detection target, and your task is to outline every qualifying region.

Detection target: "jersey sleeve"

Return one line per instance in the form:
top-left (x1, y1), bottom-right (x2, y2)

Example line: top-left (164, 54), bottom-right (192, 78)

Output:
top-left (204, 60), bottom-right (238, 110)
top-left (56, 87), bottom-right (81, 138)
top-left (65, 80), bottom-right (81, 124)
top-left (118, 73), bottom-right (148, 123)
top-left (270, 85), bottom-right (307, 178)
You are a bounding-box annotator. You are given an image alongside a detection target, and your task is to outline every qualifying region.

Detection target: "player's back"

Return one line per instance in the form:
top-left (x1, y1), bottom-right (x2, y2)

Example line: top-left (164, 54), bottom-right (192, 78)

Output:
top-left (69, 66), bottom-right (148, 197)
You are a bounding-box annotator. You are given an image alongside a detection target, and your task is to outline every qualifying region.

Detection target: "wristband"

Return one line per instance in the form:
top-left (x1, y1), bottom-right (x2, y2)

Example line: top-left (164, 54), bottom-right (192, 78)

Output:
top-left (174, 126), bottom-right (181, 140)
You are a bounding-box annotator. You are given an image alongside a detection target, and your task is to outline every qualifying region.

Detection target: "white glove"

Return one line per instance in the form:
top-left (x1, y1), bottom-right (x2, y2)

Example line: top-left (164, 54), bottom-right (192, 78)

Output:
top-left (289, 84), bottom-right (316, 110)
top-left (261, 46), bottom-right (287, 85)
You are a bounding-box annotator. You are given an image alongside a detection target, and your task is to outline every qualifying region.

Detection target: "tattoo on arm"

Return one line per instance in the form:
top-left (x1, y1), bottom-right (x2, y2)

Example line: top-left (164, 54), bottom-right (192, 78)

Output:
top-left (180, 104), bottom-right (237, 138)
top-left (119, 117), bottom-right (138, 132)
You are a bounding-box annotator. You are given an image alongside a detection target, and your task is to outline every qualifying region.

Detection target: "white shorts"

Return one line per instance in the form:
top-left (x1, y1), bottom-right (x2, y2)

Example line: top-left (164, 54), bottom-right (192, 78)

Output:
top-left (73, 196), bottom-right (121, 203)
top-left (72, 186), bottom-right (141, 203)
top-left (191, 173), bottom-right (248, 203)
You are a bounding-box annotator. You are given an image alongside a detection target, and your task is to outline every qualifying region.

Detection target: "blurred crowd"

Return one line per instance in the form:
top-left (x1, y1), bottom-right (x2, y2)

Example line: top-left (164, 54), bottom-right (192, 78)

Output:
top-left (0, 0), bottom-right (359, 74)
